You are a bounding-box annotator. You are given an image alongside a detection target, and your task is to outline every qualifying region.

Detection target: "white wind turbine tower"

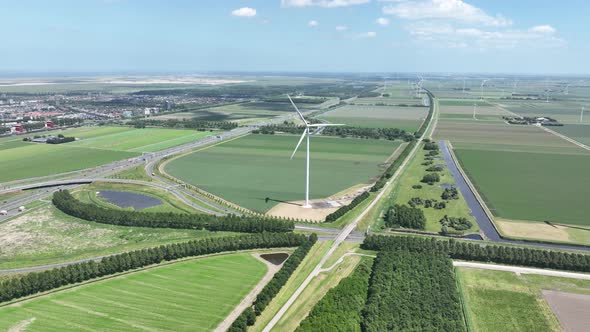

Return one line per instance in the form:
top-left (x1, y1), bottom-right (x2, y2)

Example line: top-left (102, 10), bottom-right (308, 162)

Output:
top-left (480, 79), bottom-right (489, 100)
top-left (581, 106), bottom-right (585, 123)
top-left (564, 83), bottom-right (570, 95)
top-left (287, 95), bottom-right (345, 208)
top-left (473, 103), bottom-right (478, 120)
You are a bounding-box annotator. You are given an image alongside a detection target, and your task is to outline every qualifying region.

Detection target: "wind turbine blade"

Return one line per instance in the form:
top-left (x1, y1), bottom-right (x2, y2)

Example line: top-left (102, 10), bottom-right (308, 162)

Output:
top-left (290, 129), bottom-right (307, 160)
top-left (287, 94), bottom-right (308, 125)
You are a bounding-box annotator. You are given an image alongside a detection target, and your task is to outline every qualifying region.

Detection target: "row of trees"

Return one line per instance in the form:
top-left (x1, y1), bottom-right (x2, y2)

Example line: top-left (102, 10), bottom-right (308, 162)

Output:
top-left (362, 250), bottom-right (466, 332)
top-left (46, 135), bottom-right (75, 144)
top-left (0, 232), bottom-right (310, 304)
top-left (371, 141), bottom-right (417, 192)
top-left (127, 118), bottom-right (237, 130)
top-left (52, 190), bottom-right (294, 233)
top-left (254, 124), bottom-right (415, 142)
top-left (361, 235), bottom-right (590, 272)
top-left (325, 191), bottom-right (370, 222)
top-left (296, 258), bottom-right (373, 331)
top-left (413, 91), bottom-right (434, 138)
top-left (229, 234), bottom-right (317, 331)
top-left (384, 204), bottom-right (426, 230)
top-left (254, 234), bottom-right (317, 314)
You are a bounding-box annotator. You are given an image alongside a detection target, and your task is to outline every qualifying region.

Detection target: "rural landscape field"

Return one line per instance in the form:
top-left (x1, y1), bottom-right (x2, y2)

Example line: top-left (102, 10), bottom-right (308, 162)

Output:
top-left (1, 1), bottom-right (590, 331)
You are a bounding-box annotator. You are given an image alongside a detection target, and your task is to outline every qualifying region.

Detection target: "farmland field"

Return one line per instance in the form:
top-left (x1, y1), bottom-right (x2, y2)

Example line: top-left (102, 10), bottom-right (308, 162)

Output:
top-left (154, 100), bottom-right (318, 123)
top-left (455, 148), bottom-right (590, 226)
top-left (0, 126), bottom-right (215, 182)
top-left (0, 203), bottom-right (230, 269)
top-left (319, 104), bottom-right (427, 132)
top-left (457, 267), bottom-right (590, 332)
top-left (0, 253), bottom-right (267, 332)
top-left (165, 134), bottom-right (399, 212)
top-left (551, 124), bottom-right (590, 146)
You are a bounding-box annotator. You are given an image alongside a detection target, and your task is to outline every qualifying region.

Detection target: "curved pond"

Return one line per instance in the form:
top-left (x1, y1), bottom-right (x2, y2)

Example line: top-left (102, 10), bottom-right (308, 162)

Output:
top-left (98, 190), bottom-right (163, 210)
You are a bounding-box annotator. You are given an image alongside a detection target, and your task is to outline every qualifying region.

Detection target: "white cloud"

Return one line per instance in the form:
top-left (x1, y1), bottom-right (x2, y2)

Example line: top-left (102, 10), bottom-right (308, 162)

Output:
top-left (405, 22), bottom-right (565, 49)
top-left (376, 17), bottom-right (390, 26)
top-left (282, 0), bottom-right (370, 8)
top-left (383, 0), bottom-right (511, 27)
top-left (357, 31), bottom-right (377, 38)
top-left (529, 25), bottom-right (556, 34)
top-left (335, 25), bottom-right (348, 31)
top-left (308, 20), bottom-right (319, 27)
top-left (231, 7), bottom-right (257, 17)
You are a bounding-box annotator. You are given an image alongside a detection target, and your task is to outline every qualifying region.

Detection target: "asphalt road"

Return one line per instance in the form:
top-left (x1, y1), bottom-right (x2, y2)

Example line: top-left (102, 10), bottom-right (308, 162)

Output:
top-left (453, 261), bottom-right (590, 280)
top-left (261, 91), bottom-right (441, 332)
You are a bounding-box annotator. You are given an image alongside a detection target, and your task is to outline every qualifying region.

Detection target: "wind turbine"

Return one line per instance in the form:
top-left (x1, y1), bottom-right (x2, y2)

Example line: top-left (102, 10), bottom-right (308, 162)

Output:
top-left (581, 106), bottom-right (585, 123)
top-left (480, 79), bottom-right (489, 100)
top-left (287, 95), bottom-right (345, 208)
top-left (564, 83), bottom-right (570, 95)
top-left (473, 103), bottom-right (478, 120)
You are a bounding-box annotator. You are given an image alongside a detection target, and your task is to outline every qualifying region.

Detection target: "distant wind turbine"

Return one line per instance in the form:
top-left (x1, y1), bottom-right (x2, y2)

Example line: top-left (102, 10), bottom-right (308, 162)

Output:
top-left (581, 106), bottom-right (585, 123)
top-left (480, 79), bottom-right (489, 100)
top-left (287, 94), bottom-right (345, 208)
top-left (473, 103), bottom-right (478, 120)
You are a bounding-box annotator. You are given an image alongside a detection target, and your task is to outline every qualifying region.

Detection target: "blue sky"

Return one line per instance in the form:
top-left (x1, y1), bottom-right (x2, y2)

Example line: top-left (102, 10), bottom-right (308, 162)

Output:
top-left (1, 0), bottom-right (588, 74)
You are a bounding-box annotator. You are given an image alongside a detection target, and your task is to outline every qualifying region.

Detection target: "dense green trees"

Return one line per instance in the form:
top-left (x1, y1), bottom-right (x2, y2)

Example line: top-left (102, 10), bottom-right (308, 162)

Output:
top-left (442, 187), bottom-right (459, 200)
top-left (362, 250), bottom-right (466, 332)
top-left (52, 190), bottom-right (293, 233)
top-left (439, 215), bottom-right (473, 231)
top-left (254, 125), bottom-right (415, 142)
top-left (229, 307), bottom-right (256, 332)
top-left (384, 204), bottom-right (426, 229)
top-left (325, 191), bottom-right (370, 222)
top-left (296, 258), bottom-right (373, 332)
top-left (371, 141), bottom-right (417, 192)
top-left (421, 173), bottom-right (440, 185)
top-left (127, 119), bottom-right (237, 130)
top-left (0, 233), bottom-right (310, 304)
top-left (361, 235), bottom-right (590, 272)
top-left (253, 234), bottom-right (317, 315)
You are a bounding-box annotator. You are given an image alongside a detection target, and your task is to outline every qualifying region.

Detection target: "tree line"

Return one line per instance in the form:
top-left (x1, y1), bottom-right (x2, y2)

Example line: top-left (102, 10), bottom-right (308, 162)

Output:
top-left (361, 235), bottom-right (590, 272)
top-left (52, 190), bottom-right (293, 233)
top-left (384, 204), bottom-right (426, 230)
top-left (362, 250), bottom-right (466, 332)
top-left (413, 91), bottom-right (434, 138)
top-left (371, 141), bottom-right (417, 192)
top-left (0, 232), bottom-right (310, 304)
top-left (127, 118), bottom-right (237, 130)
top-left (325, 191), bottom-right (370, 222)
top-left (296, 258), bottom-right (373, 332)
top-left (254, 124), bottom-right (415, 142)
top-left (230, 234), bottom-right (317, 331)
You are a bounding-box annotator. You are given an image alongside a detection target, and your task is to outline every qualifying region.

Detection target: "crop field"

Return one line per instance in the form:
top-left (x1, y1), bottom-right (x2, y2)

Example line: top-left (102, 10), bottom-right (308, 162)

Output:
top-left (0, 143), bottom-right (137, 183)
top-left (390, 144), bottom-right (478, 233)
top-left (0, 203), bottom-right (230, 270)
top-left (498, 100), bottom-right (589, 124)
top-left (457, 267), bottom-right (590, 332)
top-left (551, 124), bottom-right (590, 145)
top-left (434, 121), bottom-right (583, 154)
top-left (166, 134), bottom-right (399, 212)
top-left (154, 100), bottom-right (316, 123)
top-left (455, 148), bottom-right (590, 226)
top-left (319, 104), bottom-right (427, 132)
top-left (0, 126), bottom-right (215, 182)
top-left (67, 126), bottom-right (215, 152)
top-left (0, 253), bottom-right (267, 331)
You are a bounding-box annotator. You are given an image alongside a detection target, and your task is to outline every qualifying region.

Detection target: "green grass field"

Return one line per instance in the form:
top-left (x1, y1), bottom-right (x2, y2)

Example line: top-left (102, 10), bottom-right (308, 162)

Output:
top-left (0, 143), bottom-right (138, 182)
top-left (0, 253), bottom-right (267, 331)
top-left (552, 124), bottom-right (590, 146)
top-left (457, 267), bottom-right (590, 332)
top-left (455, 148), bottom-right (590, 226)
top-left (0, 203), bottom-right (231, 270)
top-left (0, 126), bottom-right (215, 182)
top-left (391, 144), bottom-right (478, 233)
top-left (165, 134), bottom-right (399, 212)
top-left (68, 126), bottom-right (216, 152)
top-left (319, 104), bottom-right (426, 132)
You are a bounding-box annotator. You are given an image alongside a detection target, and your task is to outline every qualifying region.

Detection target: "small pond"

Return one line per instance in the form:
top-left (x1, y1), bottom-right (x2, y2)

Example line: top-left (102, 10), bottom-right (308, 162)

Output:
top-left (260, 253), bottom-right (289, 265)
top-left (98, 190), bottom-right (163, 210)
